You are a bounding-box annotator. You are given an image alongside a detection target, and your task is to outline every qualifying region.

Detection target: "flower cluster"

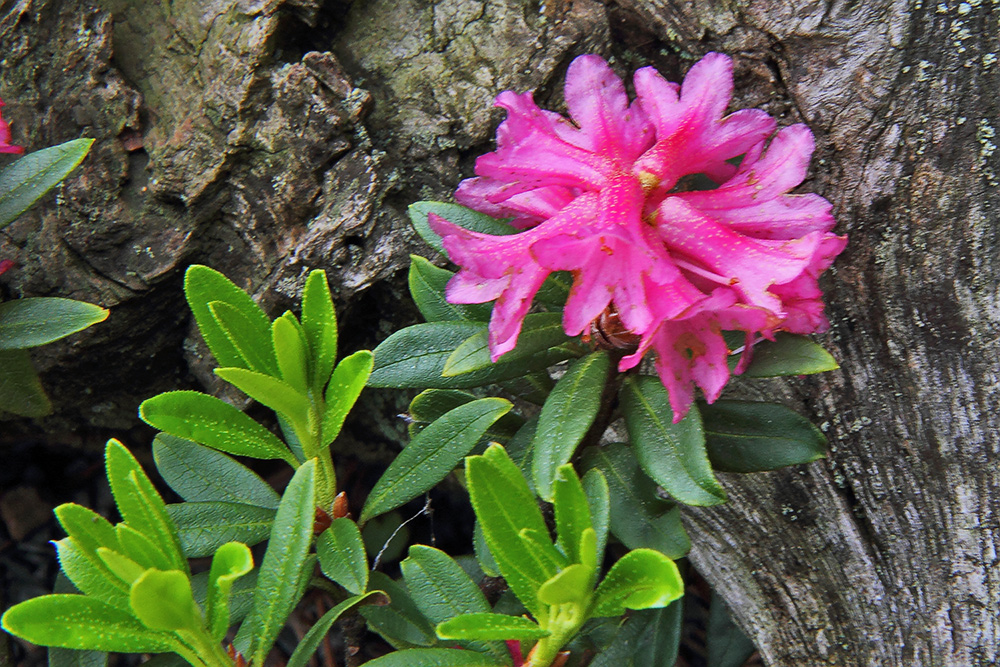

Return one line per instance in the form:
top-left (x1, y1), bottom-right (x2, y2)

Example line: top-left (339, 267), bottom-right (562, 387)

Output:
top-left (0, 99), bottom-right (23, 155)
top-left (429, 53), bottom-right (845, 419)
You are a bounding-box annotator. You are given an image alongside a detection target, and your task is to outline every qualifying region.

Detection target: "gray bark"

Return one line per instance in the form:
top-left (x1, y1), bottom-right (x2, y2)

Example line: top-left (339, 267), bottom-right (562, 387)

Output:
top-left (2, 0), bottom-right (997, 665)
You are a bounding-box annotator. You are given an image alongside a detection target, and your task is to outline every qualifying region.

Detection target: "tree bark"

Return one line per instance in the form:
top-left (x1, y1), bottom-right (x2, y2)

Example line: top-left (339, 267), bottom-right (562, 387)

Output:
top-left (2, 0), bottom-right (997, 665)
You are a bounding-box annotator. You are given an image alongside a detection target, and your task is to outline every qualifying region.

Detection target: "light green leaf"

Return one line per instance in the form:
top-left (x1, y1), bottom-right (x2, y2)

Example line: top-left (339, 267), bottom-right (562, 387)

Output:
top-left (741, 333), bottom-right (839, 377)
top-left (140, 391), bottom-right (296, 465)
top-left (408, 255), bottom-right (492, 323)
top-left (235, 460), bottom-right (316, 666)
top-left (553, 464), bottom-right (593, 566)
top-left (0, 594), bottom-right (174, 652)
top-left (54, 504), bottom-right (119, 554)
top-left (272, 313), bottom-right (310, 394)
top-left (184, 265), bottom-right (271, 370)
top-left (408, 201), bottom-right (516, 256)
top-left (361, 572), bottom-right (438, 649)
top-left (317, 518), bottom-right (369, 595)
top-left (167, 502), bottom-right (275, 558)
top-left (95, 548), bottom-right (145, 586)
top-left (0, 348), bottom-right (51, 417)
top-left (213, 367), bottom-right (313, 434)
top-left (621, 377), bottom-right (725, 506)
top-left (591, 549), bottom-right (683, 618)
top-left (581, 444), bottom-right (691, 559)
top-left (362, 648), bottom-right (504, 667)
top-left (701, 400), bottom-right (827, 472)
top-left (152, 434), bottom-right (280, 509)
top-left (436, 613), bottom-right (548, 642)
top-left (369, 322), bottom-right (575, 389)
top-left (129, 569), bottom-right (201, 632)
top-left (53, 538), bottom-right (130, 609)
top-left (537, 563), bottom-right (592, 606)
top-left (443, 313), bottom-right (572, 377)
top-left (104, 440), bottom-right (187, 572)
top-left (115, 524), bottom-right (172, 571)
top-left (0, 297), bottom-right (107, 350)
top-left (287, 591), bottom-right (388, 667)
top-left (301, 269), bottom-right (339, 393)
top-left (532, 352), bottom-right (610, 501)
top-left (205, 542), bottom-right (254, 641)
top-left (0, 138), bottom-right (93, 230)
top-left (581, 469), bottom-right (610, 562)
top-left (207, 301), bottom-right (278, 375)
top-left (321, 350), bottom-right (373, 447)
top-left (360, 398), bottom-right (512, 523)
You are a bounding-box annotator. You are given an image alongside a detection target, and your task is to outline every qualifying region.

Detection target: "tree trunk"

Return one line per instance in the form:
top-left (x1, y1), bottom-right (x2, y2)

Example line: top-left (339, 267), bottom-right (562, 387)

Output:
top-left (2, 0), bottom-right (996, 665)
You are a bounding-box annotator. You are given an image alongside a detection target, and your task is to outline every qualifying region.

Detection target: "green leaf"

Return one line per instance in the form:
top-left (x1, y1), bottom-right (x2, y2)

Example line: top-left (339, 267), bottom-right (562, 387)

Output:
top-left (0, 297), bottom-right (108, 350)
top-left (184, 265), bottom-right (272, 370)
top-left (532, 352), bottom-right (610, 501)
top-left (95, 548), bottom-right (145, 585)
top-left (213, 367), bottom-right (313, 435)
top-left (701, 400), bottom-right (827, 472)
top-left (581, 444), bottom-right (691, 559)
top-left (53, 538), bottom-right (130, 609)
top-left (363, 648), bottom-right (504, 667)
top-left (272, 313), bottom-right (310, 394)
top-left (581, 469), bottom-right (610, 562)
top-left (443, 313), bottom-right (572, 377)
top-left (48, 647), bottom-right (108, 667)
top-left (621, 377), bottom-right (725, 506)
top-left (436, 613), bottom-right (548, 642)
top-left (104, 440), bottom-right (187, 572)
top-left (407, 389), bottom-right (523, 444)
top-left (129, 569), bottom-right (201, 632)
top-left (553, 465), bottom-right (593, 566)
top-left (115, 524), bottom-right (173, 571)
top-left (54, 504), bottom-right (119, 554)
top-left (361, 572), bottom-right (438, 649)
top-left (207, 301), bottom-right (278, 375)
top-left (0, 138), bottom-right (93, 230)
top-left (167, 502), bottom-right (275, 558)
top-left (591, 549), bottom-right (683, 617)
top-left (0, 594), bottom-right (174, 652)
top-left (235, 459), bottom-right (316, 666)
top-left (537, 563), bottom-right (591, 606)
top-left (317, 518), bottom-right (369, 595)
top-left (301, 269), bottom-right (339, 393)
top-left (589, 603), bottom-right (682, 667)
top-left (140, 391), bottom-right (296, 465)
top-left (205, 542), bottom-right (254, 641)
top-left (473, 521), bottom-right (499, 578)
top-left (190, 569), bottom-right (258, 629)
top-left (360, 398), bottom-right (512, 523)
top-left (286, 591), bottom-right (388, 667)
top-left (0, 348), bottom-right (51, 417)
top-left (369, 322), bottom-right (575, 389)
top-left (465, 444), bottom-right (553, 618)
top-left (152, 434), bottom-right (280, 509)
top-left (401, 546), bottom-right (491, 623)
top-left (321, 350), bottom-right (373, 447)
top-left (408, 255), bottom-right (492, 323)
top-left (408, 201), bottom-right (516, 256)
top-left (707, 592), bottom-right (756, 667)
top-left (741, 333), bottom-right (839, 377)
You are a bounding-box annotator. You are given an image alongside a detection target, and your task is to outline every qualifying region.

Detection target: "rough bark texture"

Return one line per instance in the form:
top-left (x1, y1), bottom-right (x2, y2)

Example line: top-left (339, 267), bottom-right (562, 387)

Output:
top-left (1, 0), bottom-right (997, 665)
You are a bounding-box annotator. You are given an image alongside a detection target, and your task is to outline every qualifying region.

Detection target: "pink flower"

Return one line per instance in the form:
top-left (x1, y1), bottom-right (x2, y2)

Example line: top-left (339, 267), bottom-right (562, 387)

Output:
top-left (0, 99), bottom-right (24, 155)
top-left (430, 53), bottom-right (845, 420)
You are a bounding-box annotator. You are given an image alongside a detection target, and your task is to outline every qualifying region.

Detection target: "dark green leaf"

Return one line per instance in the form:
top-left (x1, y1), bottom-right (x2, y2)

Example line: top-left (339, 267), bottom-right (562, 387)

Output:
top-left (362, 648), bottom-right (504, 667)
top-left (581, 444), bottom-right (691, 559)
top-left (321, 350), bottom-right (373, 447)
top-left (0, 138), bottom-right (93, 230)
top-left (152, 434), bottom-right (280, 509)
top-left (589, 603), bottom-right (682, 667)
top-left (184, 265), bottom-right (271, 370)
top-left (205, 541), bottom-right (254, 641)
top-left (361, 572), bottom-right (438, 649)
top-left (317, 518), bottom-right (369, 595)
top-left (701, 400), bottom-right (826, 472)
top-left (167, 502), bottom-right (275, 558)
top-left (591, 549), bottom-right (683, 617)
top-left (301, 269), bottom-right (339, 393)
top-left (0, 297), bottom-right (107, 350)
top-left (532, 352), bottom-right (609, 500)
top-left (621, 377), bottom-right (725, 506)
top-left (207, 301), bottom-right (278, 375)
top-left (140, 391), bottom-right (296, 465)
top-left (741, 333), bottom-right (839, 377)
top-left (129, 569), bottom-right (201, 632)
top-left (443, 313), bottom-right (572, 377)
top-left (360, 398), bottom-right (512, 523)
top-left (408, 201), bottom-right (516, 256)
top-left (407, 389), bottom-right (523, 444)
top-left (408, 255), bottom-right (492, 323)
top-left (286, 591), bottom-right (389, 667)
top-left (48, 647), bottom-right (107, 667)
top-left (436, 613), bottom-right (548, 641)
top-left (0, 595), bottom-right (174, 652)
top-left (369, 322), bottom-right (574, 389)
top-left (234, 460), bottom-right (316, 666)
top-left (0, 348), bottom-right (51, 417)
top-left (707, 591), bottom-right (756, 667)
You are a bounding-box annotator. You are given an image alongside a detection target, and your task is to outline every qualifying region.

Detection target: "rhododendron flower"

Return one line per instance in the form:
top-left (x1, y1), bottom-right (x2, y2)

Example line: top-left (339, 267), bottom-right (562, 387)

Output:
top-left (0, 99), bottom-right (24, 155)
top-left (430, 53), bottom-right (845, 420)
